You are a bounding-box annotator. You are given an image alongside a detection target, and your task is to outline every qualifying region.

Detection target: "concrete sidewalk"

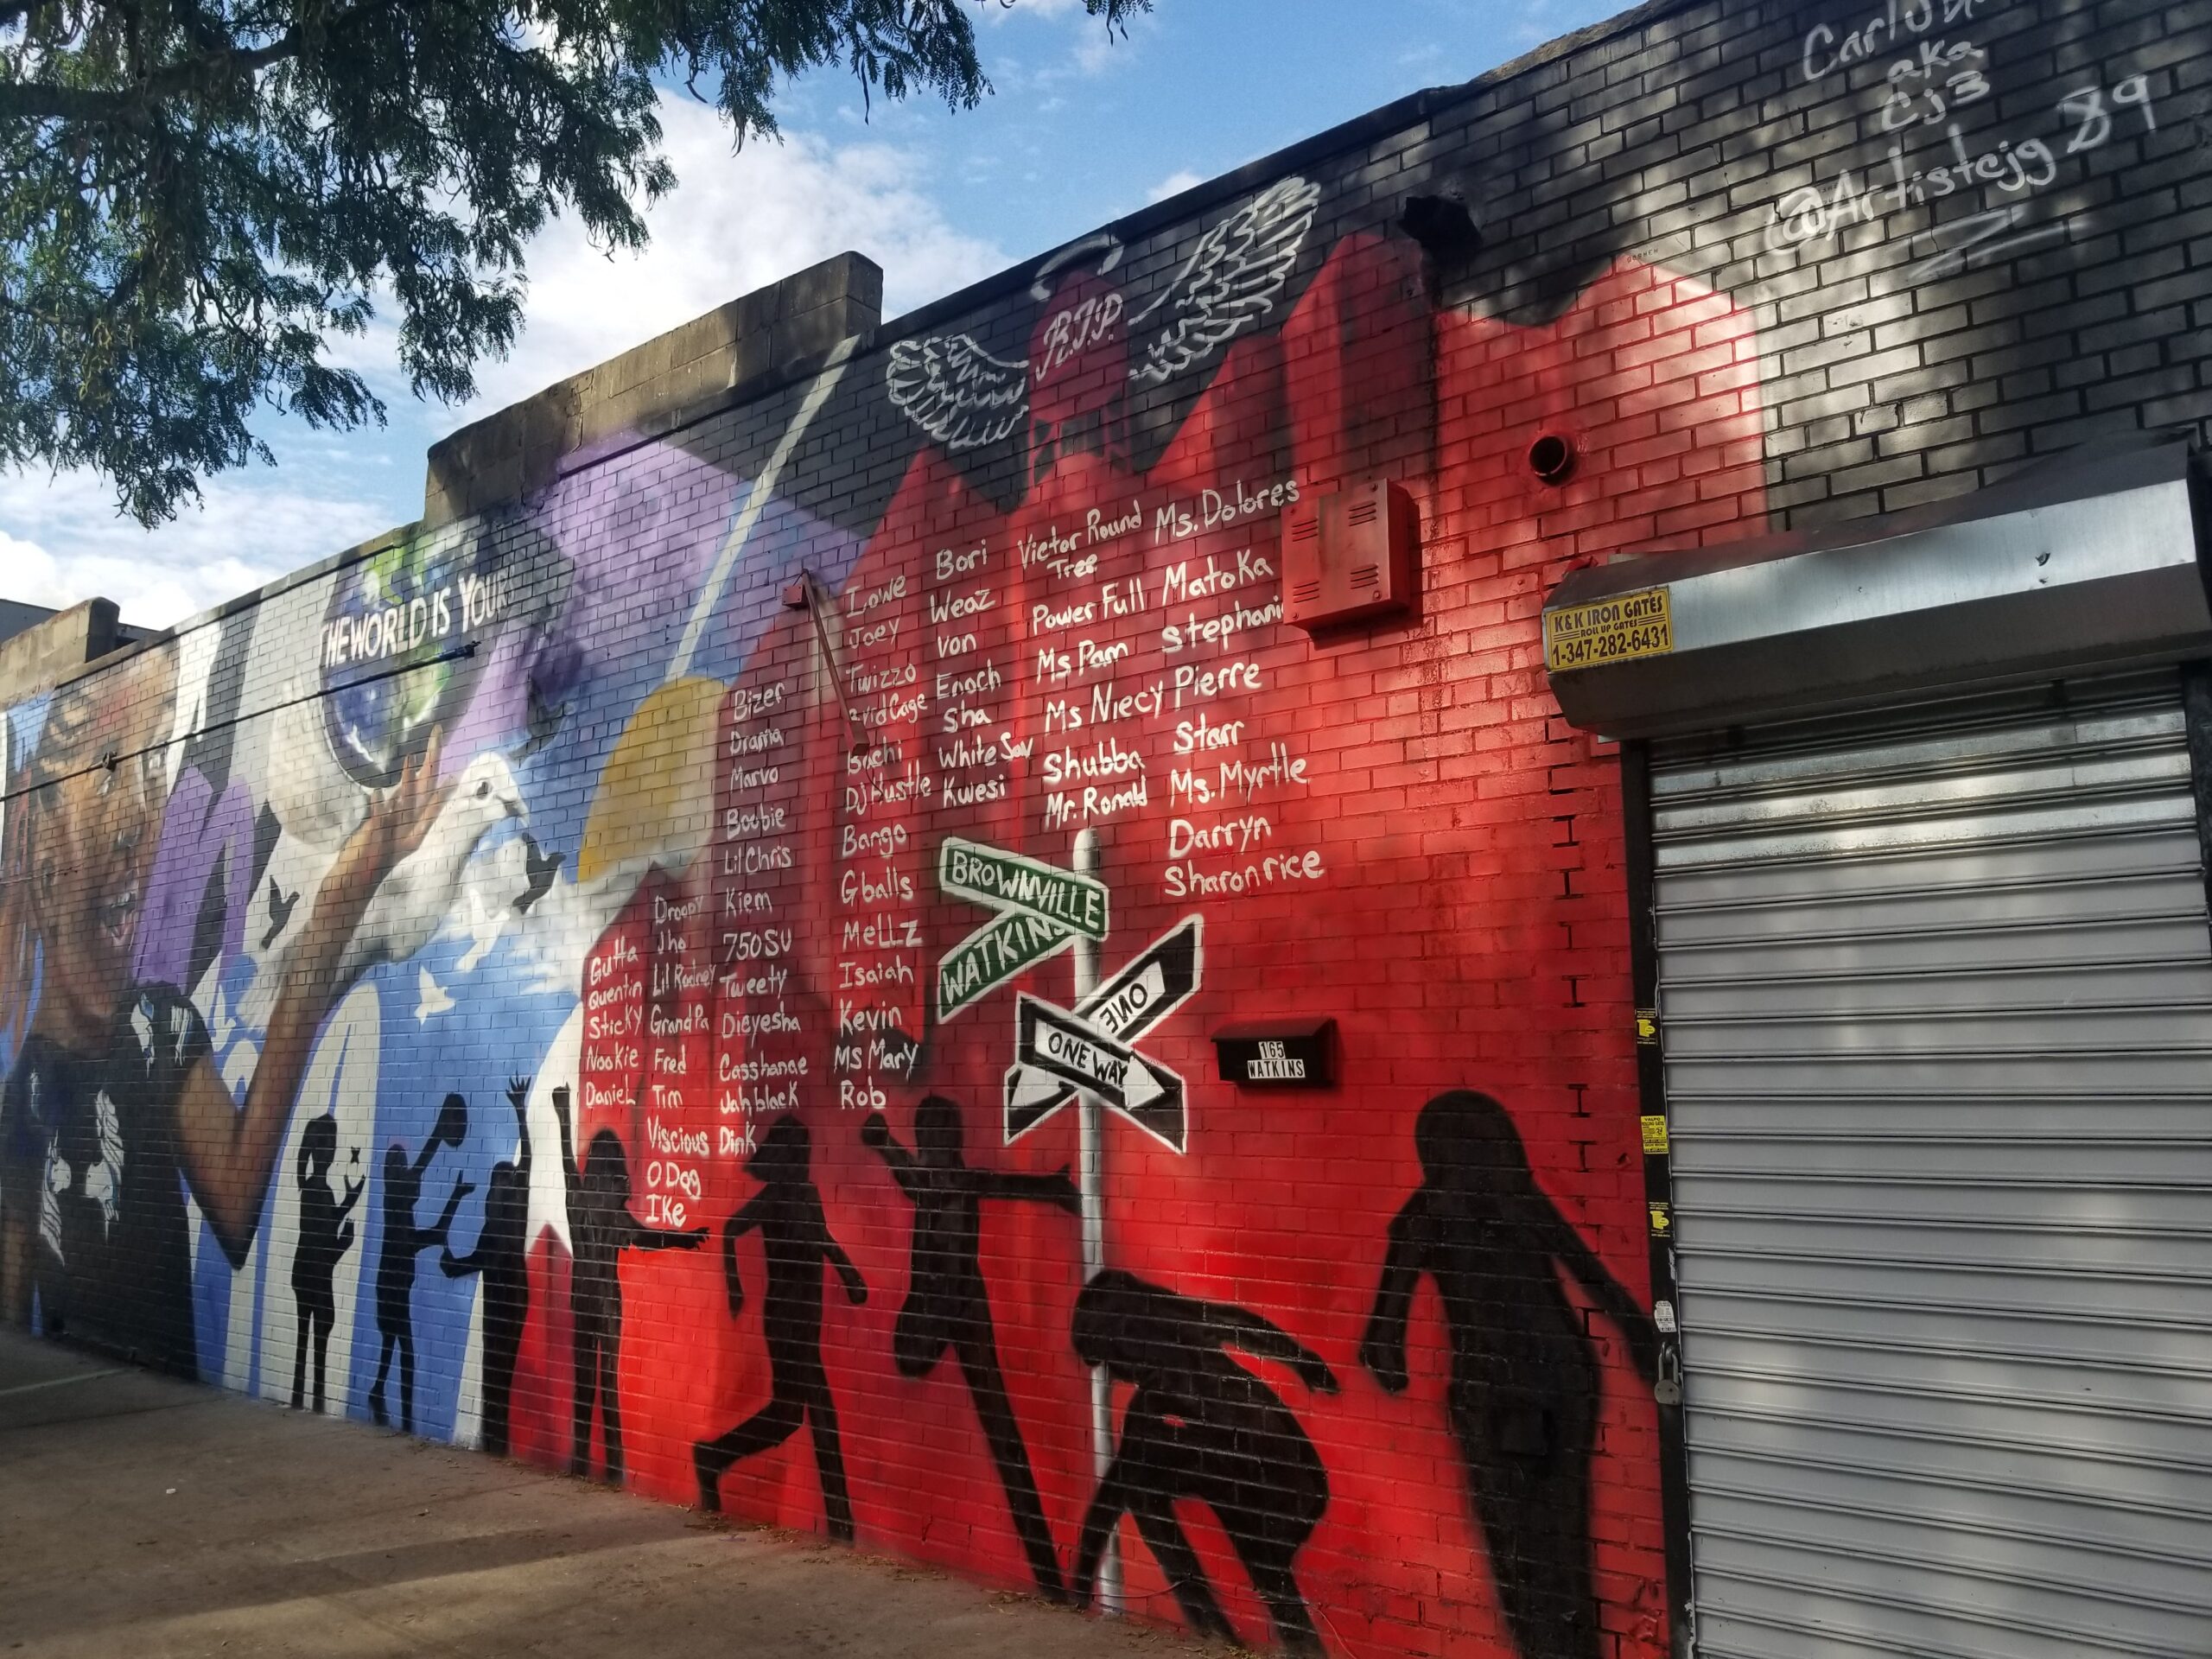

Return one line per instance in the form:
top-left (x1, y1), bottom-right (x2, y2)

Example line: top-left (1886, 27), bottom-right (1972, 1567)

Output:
top-left (0, 1328), bottom-right (1194, 1657)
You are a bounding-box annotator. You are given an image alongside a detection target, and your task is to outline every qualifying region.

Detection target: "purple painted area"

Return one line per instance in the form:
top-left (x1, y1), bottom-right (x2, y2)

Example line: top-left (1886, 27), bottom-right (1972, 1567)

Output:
top-left (440, 621), bottom-right (533, 774)
top-left (556, 448), bottom-right (739, 647)
top-left (135, 770), bottom-right (257, 992)
top-left (540, 447), bottom-right (865, 692)
top-left (443, 445), bottom-right (747, 768)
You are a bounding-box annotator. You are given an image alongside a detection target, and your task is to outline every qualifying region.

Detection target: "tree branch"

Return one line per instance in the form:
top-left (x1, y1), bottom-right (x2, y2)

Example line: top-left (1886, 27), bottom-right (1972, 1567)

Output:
top-left (0, 81), bottom-right (137, 123)
top-left (1, 1), bottom-right (397, 128)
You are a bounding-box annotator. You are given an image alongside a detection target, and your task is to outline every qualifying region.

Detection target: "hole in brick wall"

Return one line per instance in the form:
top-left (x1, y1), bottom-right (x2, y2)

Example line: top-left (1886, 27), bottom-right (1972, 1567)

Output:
top-left (1528, 434), bottom-right (1576, 486)
top-left (1398, 194), bottom-right (1482, 261)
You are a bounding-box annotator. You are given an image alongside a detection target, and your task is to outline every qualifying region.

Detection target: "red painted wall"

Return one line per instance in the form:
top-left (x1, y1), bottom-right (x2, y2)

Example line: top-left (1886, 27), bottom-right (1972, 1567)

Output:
top-left (535, 242), bottom-right (1766, 1657)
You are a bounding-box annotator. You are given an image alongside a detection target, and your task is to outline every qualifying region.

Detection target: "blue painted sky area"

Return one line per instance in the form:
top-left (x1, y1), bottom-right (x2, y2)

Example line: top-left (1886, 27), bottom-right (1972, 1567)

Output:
top-left (2, 0), bottom-right (1625, 629)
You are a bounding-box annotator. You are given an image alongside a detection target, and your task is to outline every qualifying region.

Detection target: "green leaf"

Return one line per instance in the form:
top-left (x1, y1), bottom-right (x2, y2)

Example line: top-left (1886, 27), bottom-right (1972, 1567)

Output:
top-left (1, 0), bottom-right (1149, 523)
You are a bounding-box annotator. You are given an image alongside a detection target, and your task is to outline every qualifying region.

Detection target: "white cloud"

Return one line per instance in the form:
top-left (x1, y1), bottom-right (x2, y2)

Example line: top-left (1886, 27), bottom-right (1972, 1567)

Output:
top-left (982, 0), bottom-right (1149, 87)
top-left (986, 0), bottom-right (1088, 20)
top-left (1071, 31), bottom-right (1123, 76)
top-left (0, 529), bottom-right (67, 605)
top-left (0, 463), bottom-right (396, 631)
top-left (1147, 168), bottom-right (1205, 204)
top-left (444, 99), bottom-right (1008, 415)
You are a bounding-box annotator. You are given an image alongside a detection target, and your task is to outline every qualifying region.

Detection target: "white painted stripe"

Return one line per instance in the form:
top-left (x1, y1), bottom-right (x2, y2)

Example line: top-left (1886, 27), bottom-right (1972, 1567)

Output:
top-left (669, 336), bottom-right (860, 682)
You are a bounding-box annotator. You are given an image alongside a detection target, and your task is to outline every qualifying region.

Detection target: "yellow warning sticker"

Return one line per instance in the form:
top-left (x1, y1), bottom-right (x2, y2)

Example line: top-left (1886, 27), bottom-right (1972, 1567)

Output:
top-left (1640, 1115), bottom-right (1670, 1155)
top-left (1543, 587), bottom-right (1675, 673)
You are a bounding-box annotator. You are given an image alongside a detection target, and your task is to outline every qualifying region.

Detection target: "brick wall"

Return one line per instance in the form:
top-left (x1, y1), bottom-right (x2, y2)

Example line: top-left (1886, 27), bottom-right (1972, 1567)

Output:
top-left (3, 1), bottom-right (2205, 1655)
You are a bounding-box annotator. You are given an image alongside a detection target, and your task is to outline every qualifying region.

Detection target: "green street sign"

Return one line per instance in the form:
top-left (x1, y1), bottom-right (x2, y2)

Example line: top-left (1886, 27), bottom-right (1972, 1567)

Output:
top-left (939, 838), bottom-right (1108, 940)
top-left (938, 909), bottom-right (1072, 1020)
top-left (935, 838), bottom-right (1109, 1021)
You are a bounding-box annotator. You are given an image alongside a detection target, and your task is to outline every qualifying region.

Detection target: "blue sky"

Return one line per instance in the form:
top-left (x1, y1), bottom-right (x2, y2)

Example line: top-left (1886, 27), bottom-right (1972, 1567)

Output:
top-left (3, 0), bottom-right (1624, 628)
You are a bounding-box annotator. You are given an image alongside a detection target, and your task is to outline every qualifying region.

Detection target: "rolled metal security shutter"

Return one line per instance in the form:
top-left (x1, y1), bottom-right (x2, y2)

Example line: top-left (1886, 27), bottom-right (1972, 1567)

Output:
top-left (1650, 671), bottom-right (2212, 1659)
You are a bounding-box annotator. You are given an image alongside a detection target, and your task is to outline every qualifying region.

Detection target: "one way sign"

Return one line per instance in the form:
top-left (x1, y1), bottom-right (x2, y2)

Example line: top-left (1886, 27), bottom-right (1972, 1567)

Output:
top-left (1005, 916), bottom-right (1202, 1151)
top-left (1014, 996), bottom-right (1188, 1152)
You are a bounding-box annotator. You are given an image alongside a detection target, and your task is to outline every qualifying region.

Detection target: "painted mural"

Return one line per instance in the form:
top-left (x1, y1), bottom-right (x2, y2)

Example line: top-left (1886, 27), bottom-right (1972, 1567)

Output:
top-left (0, 219), bottom-right (1736, 1659)
top-left (20, 0), bottom-right (2193, 1639)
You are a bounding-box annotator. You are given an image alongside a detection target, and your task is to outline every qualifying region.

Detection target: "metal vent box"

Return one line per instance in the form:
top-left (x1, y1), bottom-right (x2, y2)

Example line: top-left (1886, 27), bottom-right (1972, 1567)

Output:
top-left (1281, 481), bottom-right (1419, 630)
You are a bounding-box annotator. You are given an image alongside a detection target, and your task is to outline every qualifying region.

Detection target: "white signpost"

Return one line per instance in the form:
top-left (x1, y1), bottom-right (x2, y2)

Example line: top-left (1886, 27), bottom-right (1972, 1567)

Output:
top-left (933, 831), bottom-right (1206, 1615)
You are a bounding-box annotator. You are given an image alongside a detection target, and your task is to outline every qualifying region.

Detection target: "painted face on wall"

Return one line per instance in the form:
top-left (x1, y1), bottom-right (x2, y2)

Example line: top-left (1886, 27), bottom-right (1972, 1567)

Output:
top-left (22, 649), bottom-right (178, 1039)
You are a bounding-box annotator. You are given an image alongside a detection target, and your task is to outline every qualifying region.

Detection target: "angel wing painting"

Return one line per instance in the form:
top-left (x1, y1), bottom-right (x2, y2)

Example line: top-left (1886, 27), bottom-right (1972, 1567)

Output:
top-left (884, 176), bottom-right (1324, 451)
top-left (1128, 176), bottom-right (1323, 386)
top-left (884, 334), bottom-right (1031, 453)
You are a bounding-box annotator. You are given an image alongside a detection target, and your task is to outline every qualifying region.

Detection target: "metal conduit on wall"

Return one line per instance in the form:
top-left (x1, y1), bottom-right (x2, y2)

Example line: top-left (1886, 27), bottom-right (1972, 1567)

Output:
top-left (1648, 671), bottom-right (2212, 1659)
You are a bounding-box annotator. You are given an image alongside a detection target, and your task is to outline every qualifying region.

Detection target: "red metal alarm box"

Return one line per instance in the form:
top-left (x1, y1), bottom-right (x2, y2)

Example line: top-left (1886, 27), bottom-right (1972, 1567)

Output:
top-left (1281, 480), bottom-right (1420, 630)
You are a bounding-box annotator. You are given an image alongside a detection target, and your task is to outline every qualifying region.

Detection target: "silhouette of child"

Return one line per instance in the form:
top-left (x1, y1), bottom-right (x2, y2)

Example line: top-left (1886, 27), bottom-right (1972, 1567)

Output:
top-left (1361, 1090), bottom-right (1660, 1659)
top-left (370, 1093), bottom-right (472, 1432)
top-left (863, 1098), bottom-right (1078, 1598)
top-left (441, 1076), bottom-right (535, 1457)
top-left (289, 1115), bottom-right (363, 1413)
top-left (693, 1116), bottom-right (867, 1541)
top-left (554, 1088), bottom-right (705, 1482)
top-left (1071, 1268), bottom-right (1337, 1654)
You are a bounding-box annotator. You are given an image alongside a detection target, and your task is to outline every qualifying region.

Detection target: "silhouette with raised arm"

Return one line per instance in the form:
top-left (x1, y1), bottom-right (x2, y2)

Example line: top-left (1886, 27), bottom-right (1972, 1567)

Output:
top-left (1361, 1090), bottom-right (1661, 1659)
top-left (1071, 1268), bottom-right (1337, 1654)
top-left (289, 1115), bottom-right (363, 1413)
top-left (554, 1087), bottom-right (705, 1482)
top-left (369, 1093), bottom-right (472, 1432)
top-left (694, 1116), bottom-right (868, 1541)
top-left (441, 1076), bottom-right (535, 1457)
top-left (864, 1098), bottom-right (1078, 1598)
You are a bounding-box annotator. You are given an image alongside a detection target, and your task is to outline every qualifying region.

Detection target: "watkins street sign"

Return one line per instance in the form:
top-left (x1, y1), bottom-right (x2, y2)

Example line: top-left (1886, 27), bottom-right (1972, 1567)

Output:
top-left (936, 838), bottom-right (1109, 1020)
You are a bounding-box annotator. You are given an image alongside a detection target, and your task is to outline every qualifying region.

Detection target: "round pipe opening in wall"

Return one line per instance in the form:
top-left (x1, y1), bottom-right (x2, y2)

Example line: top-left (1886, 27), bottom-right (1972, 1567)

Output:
top-left (1529, 434), bottom-right (1576, 485)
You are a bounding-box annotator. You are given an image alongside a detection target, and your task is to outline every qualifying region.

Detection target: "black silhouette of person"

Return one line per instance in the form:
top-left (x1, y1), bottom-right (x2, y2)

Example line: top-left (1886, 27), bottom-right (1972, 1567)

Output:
top-left (693, 1116), bottom-right (867, 1541)
top-left (1071, 1268), bottom-right (1338, 1654)
top-left (440, 1076), bottom-right (536, 1458)
top-left (369, 1093), bottom-right (472, 1432)
top-left (1361, 1090), bottom-right (1661, 1659)
top-left (289, 1115), bottom-right (363, 1413)
top-left (863, 1098), bottom-right (1078, 1599)
top-left (555, 1088), bottom-right (705, 1482)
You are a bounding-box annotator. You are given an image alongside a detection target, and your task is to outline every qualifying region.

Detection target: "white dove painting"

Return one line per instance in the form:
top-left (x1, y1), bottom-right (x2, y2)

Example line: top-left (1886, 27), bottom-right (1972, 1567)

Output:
top-left (415, 967), bottom-right (455, 1024)
top-left (453, 885), bottom-right (507, 976)
top-left (334, 751), bottom-right (528, 991)
top-left (241, 750), bottom-right (529, 1039)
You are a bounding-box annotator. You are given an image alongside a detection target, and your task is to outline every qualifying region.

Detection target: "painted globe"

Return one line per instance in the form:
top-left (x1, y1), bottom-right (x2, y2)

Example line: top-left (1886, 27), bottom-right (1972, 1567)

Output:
top-left (321, 537), bottom-right (480, 787)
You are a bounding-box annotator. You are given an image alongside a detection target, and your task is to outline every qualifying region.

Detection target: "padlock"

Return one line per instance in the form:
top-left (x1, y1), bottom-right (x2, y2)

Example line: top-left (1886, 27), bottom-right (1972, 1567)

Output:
top-left (1654, 1344), bottom-right (1683, 1406)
